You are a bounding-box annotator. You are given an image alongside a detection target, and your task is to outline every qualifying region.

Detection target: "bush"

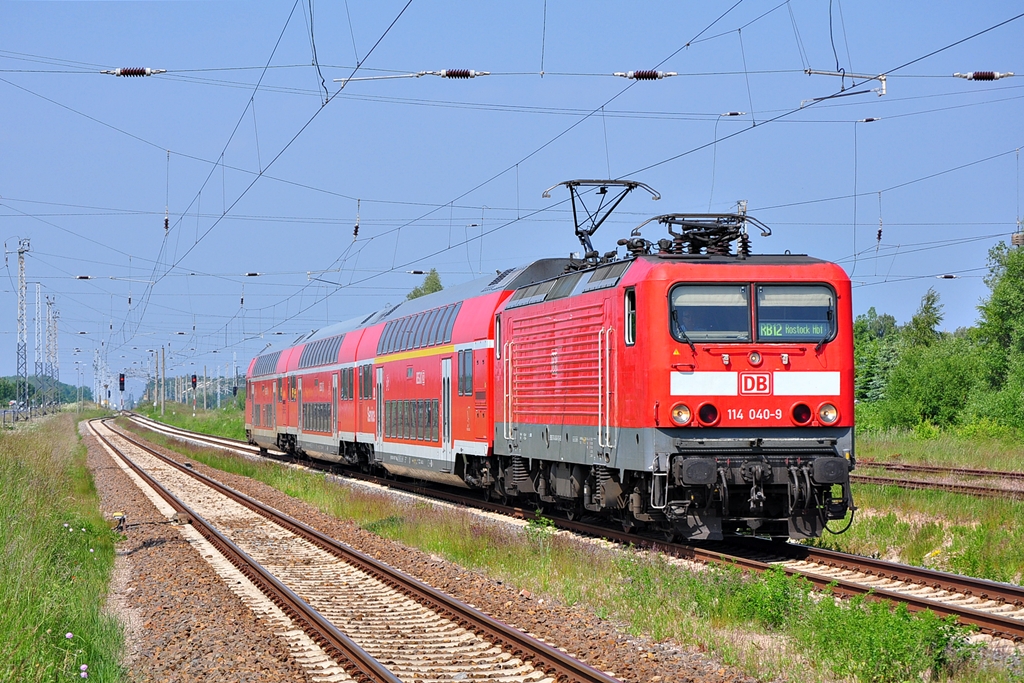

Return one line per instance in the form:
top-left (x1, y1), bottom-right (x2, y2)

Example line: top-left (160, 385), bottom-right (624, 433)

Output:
top-left (951, 416), bottom-right (1018, 441)
top-left (795, 592), bottom-right (976, 683)
top-left (853, 401), bottom-right (890, 435)
top-left (881, 336), bottom-right (982, 427)
top-left (740, 565), bottom-right (807, 629)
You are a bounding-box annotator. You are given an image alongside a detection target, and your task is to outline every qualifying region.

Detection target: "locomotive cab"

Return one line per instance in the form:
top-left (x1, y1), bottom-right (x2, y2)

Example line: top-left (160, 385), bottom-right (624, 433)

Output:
top-left (646, 258), bottom-right (855, 539)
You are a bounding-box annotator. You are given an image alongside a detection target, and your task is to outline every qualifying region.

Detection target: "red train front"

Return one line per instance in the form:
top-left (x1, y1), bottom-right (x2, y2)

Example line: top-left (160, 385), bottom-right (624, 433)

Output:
top-left (245, 180), bottom-right (855, 541)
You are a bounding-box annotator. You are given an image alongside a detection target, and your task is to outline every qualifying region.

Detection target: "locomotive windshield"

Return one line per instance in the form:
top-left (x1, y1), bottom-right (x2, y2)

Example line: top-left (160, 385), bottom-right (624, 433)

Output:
top-left (669, 285), bottom-right (751, 342)
top-left (755, 285), bottom-right (835, 342)
top-left (669, 283), bottom-right (836, 344)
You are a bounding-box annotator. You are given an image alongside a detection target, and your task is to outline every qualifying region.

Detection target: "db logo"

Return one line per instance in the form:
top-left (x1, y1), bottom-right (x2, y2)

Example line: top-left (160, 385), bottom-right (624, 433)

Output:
top-left (739, 372), bottom-right (771, 395)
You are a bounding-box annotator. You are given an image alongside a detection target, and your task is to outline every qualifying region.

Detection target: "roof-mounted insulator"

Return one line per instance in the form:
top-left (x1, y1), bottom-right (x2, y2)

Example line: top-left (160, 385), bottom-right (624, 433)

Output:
top-left (954, 71), bottom-right (1013, 81)
top-left (614, 70), bottom-right (677, 80)
top-left (438, 69), bottom-right (489, 78)
top-left (101, 67), bottom-right (167, 77)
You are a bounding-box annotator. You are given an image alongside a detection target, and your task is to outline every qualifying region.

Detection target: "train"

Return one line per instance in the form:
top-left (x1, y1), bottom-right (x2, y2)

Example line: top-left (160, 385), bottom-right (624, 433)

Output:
top-left (246, 180), bottom-right (855, 541)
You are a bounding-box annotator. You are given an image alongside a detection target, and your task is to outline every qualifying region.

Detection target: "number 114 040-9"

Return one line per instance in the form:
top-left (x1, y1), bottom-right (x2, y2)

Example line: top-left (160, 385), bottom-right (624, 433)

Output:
top-left (728, 408), bottom-right (783, 420)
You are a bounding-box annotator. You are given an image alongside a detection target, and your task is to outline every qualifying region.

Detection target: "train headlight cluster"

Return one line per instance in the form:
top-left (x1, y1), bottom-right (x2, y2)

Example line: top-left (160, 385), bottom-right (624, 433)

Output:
top-left (818, 403), bottom-right (839, 424)
top-left (670, 403), bottom-right (692, 426)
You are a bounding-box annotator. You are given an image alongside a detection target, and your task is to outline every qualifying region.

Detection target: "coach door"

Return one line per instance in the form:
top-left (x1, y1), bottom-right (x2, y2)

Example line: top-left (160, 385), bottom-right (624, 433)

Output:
top-left (332, 372), bottom-right (339, 442)
top-left (271, 380), bottom-right (277, 429)
top-left (297, 377), bottom-right (303, 435)
top-left (441, 357), bottom-right (453, 471)
top-left (374, 367), bottom-right (384, 455)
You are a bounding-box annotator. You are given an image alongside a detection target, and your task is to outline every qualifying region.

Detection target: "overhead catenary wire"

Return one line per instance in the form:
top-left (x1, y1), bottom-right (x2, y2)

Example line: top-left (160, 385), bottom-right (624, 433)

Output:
top-left (116, 0), bottom-right (414, 358)
top-left (10, 8), bottom-right (1024, 367)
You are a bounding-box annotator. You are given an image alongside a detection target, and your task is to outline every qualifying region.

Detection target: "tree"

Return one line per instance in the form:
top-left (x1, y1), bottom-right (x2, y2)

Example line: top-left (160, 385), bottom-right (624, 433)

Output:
top-left (901, 288), bottom-right (943, 348)
top-left (407, 269), bottom-right (443, 300)
top-left (976, 241), bottom-right (1024, 388)
top-left (854, 306), bottom-right (897, 343)
top-left (853, 307), bottom-right (899, 401)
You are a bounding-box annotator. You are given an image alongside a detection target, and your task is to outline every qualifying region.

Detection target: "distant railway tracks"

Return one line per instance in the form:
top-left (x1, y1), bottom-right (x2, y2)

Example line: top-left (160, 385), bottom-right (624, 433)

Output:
top-left (122, 413), bottom-right (1024, 641)
top-left (96, 417), bottom-right (622, 683)
top-left (852, 459), bottom-right (1024, 500)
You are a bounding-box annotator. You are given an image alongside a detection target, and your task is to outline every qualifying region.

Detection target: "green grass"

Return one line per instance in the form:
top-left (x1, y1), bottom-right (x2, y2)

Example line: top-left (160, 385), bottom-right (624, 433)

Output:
top-left (135, 400), bottom-right (246, 441)
top-left (0, 411), bottom-right (125, 683)
top-left (857, 426), bottom-right (1024, 473)
top-left (124, 420), bottom-right (1021, 683)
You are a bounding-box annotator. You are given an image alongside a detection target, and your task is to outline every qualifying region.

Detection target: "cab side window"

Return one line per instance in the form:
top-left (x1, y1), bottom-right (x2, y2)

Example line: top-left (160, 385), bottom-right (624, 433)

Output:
top-left (624, 288), bottom-right (636, 346)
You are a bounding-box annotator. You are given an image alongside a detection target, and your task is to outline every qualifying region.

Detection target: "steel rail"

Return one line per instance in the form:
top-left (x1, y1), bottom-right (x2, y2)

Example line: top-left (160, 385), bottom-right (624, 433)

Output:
top-left (89, 420), bottom-right (402, 683)
top-left (851, 474), bottom-right (1024, 500)
top-left (107, 419), bottom-right (624, 683)
top-left (858, 459), bottom-right (1024, 482)
top-left (773, 541), bottom-right (1024, 608)
top-left (120, 413), bottom-right (1024, 640)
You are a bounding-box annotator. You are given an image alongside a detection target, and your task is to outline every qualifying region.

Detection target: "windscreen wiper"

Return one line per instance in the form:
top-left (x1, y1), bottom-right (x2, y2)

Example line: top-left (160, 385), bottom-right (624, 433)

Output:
top-left (815, 308), bottom-right (835, 352)
top-left (671, 309), bottom-right (696, 353)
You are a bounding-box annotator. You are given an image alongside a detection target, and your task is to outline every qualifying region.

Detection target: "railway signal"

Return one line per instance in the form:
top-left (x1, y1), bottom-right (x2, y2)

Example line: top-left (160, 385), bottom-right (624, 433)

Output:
top-left (119, 373), bottom-right (125, 392)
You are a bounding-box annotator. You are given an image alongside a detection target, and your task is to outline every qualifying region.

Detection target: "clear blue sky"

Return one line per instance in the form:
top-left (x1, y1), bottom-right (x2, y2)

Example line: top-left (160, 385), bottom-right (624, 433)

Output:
top-left (1, 1), bottom-right (1022, 395)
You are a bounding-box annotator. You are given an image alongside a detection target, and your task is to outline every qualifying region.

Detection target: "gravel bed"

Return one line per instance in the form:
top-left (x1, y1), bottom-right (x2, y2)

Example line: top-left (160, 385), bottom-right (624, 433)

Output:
top-left (83, 424), bottom-right (316, 683)
top-left (114, 429), bottom-right (759, 683)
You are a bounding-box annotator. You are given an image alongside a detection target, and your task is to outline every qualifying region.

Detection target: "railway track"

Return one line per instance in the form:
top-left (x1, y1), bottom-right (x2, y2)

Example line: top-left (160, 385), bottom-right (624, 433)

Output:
top-left (121, 413), bottom-right (1024, 641)
top-left (851, 459), bottom-right (1024, 499)
top-left (858, 459), bottom-right (1024, 482)
top-left (850, 473), bottom-right (1024, 500)
top-left (96, 418), bottom-right (622, 683)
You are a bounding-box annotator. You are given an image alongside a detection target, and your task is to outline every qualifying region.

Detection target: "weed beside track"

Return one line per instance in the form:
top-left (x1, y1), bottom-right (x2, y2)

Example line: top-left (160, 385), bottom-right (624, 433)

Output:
top-left (0, 410), bottom-right (124, 683)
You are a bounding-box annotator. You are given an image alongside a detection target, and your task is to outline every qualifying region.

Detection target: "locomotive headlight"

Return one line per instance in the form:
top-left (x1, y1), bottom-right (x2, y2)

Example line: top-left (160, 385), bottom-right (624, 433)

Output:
top-left (748, 351), bottom-right (762, 366)
top-left (670, 403), bottom-right (692, 426)
top-left (792, 403), bottom-right (812, 425)
top-left (818, 403), bottom-right (839, 424)
top-left (697, 402), bottom-right (720, 426)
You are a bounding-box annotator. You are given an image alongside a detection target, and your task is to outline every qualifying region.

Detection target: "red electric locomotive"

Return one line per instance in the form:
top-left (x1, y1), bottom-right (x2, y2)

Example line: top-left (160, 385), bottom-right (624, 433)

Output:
top-left (246, 180), bottom-right (855, 540)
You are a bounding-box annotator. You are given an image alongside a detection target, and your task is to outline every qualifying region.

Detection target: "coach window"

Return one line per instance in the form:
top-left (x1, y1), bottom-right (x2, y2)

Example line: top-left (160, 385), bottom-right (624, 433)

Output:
top-left (405, 315), bottom-right (420, 350)
top-left (755, 285), bottom-right (835, 342)
top-left (443, 303), bottom-right (461, 343)
top-left (410, 313), bottom-right (422, 349)
top-left (385, 319), bottom-right (399, 354)
top-left (457, 351), bottom-right (464, 395)
top-left (669, 285), bottom-right (750, 342)
top-left (422, 309), bottom-right (439, 348)
top-left (624, 288), bottom-right (636, 346)
top-left (435, 306), bottom-right (452, 345)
